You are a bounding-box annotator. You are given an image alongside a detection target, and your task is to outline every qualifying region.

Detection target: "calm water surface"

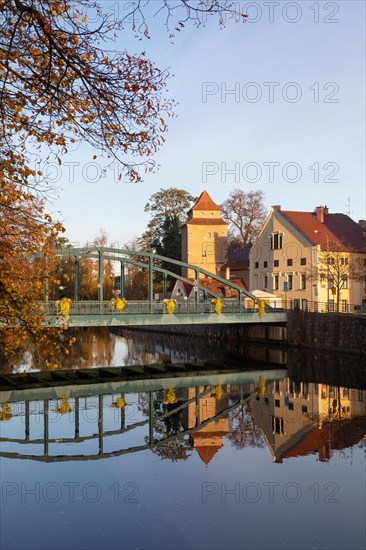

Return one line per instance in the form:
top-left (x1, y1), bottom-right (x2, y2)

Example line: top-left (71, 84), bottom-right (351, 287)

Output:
top-left (0, 329), bottom-right (365, 550)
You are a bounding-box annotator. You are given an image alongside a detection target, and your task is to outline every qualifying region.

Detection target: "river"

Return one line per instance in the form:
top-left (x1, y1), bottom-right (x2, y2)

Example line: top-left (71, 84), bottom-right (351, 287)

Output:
top-left (0, 328), bottom-right (365, 550)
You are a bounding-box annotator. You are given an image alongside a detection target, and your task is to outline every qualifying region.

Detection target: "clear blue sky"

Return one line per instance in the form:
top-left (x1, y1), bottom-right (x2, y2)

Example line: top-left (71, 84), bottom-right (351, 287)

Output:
top-left (45, 0), bottom-right (365, 247)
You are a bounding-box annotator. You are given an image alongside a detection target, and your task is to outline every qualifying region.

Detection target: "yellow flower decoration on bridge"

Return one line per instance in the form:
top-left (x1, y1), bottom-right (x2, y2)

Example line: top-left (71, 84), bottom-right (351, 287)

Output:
top-left (56, 395), bottom-right (72, 414)
top-left (111, 298), bottom-right (127, 311)
top-left (212, 298), bottom-right (223, 314)
top-left (0, 403), bottom-right (12, 421)
top-left (163, 299), bottom-right (176, 314)
top-left (164, 388), bottom-right (177, 404)
top-left (257, 375), bottom-right (266, 396)
top-left (56, 297), bottom-right (71, 318)
top-left (214, 384), bottom-right (224, 400)
top-left (112, 396), bottom-right (126, 409)
top-left (258, 299), bottom-right (265, 318)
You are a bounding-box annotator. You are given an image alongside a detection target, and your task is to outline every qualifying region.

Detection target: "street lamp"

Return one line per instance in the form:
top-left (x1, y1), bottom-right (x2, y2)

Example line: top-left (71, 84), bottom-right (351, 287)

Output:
top-left (314, 230), bottom-right (330, 311)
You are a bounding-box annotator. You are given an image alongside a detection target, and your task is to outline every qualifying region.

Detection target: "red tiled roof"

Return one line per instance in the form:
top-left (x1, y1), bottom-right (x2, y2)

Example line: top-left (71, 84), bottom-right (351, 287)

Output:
top-left (282, 417), bottom-right (366, 460)
top-left (190, 191), bottom-right (221, 211)
top-left (281, 210), bottom-right (366, 252)
top-left (194, 446), bottom-right (221, 465)
top-left (177, 277), bottom-right (247, 295)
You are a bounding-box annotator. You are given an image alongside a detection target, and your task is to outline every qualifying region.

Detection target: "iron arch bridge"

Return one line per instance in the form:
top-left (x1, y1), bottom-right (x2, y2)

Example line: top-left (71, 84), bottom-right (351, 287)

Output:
top-left (41, 246), bottom-right (287, 327)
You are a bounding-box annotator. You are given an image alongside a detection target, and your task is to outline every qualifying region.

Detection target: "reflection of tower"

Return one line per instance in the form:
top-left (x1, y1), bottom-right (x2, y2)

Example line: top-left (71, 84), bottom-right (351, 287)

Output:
top-left (181, 191), bottom-right (228, 278)
top-left (183, 386), bottom-right (229, 465)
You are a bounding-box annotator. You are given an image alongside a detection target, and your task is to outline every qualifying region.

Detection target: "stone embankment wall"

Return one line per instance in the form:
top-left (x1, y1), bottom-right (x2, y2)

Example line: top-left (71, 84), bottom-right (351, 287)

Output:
top-left (287, 311), bottom-right (366, 355)
top-left (226, 312), bottom-right (366, 355)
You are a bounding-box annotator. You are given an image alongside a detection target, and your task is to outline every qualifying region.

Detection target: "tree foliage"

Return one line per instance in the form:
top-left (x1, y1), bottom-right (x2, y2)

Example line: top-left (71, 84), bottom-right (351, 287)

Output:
top-left (0, 0), bottom-right (245, 359)
top-left (1, 0), bottom-right (246, 182)
top-left (221, 189), bottom-right (267, 248)
top-left (0, 182), bottom-right (69, 362)
top-left (142, 187), bottom-right (196, 277)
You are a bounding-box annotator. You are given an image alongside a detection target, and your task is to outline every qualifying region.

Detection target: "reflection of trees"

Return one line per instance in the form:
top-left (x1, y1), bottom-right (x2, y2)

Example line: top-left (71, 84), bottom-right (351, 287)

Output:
top-left (227, 404), bottom-right (265, 449)
top-left (151, 435), bottom-right (192, 462)
top-left (139, 390), bottom-right (193, 461)
top-left (113, 328), bottom-right (227, 364)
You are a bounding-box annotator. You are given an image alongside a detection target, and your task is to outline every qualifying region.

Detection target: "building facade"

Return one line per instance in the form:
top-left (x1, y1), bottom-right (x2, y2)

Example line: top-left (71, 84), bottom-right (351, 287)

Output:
top-left (249, 205), bottom-right (366, 311)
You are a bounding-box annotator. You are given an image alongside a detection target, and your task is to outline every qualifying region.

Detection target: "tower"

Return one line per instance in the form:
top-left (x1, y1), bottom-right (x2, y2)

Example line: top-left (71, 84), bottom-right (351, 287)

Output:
top-left (181, 190), bottom-right (228, 277)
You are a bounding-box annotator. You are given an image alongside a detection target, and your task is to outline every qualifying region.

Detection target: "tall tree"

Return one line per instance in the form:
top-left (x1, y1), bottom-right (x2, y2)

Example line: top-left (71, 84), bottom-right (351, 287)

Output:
top-left (143, 187), bottom-right (196, 279)
top-left (221, 189), bottom-right (267, 248)
top-left (0, 182), bottom-right (69, 363)
top-left (0, 0), bottom-right (245, 355)
top-left (1, 0), bottom-right (246, 184)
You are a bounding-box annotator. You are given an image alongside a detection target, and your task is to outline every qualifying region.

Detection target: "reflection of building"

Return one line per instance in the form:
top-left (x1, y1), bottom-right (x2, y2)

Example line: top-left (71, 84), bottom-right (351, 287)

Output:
top-left (249, 378), bottom-right (366, 463)
top-left (182, 386), bottom-right (230, 465)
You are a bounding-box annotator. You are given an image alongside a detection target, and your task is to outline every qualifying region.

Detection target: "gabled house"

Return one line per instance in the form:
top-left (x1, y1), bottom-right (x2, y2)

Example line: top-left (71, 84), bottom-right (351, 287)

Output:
top-left (249, 205), bottom-right (366, 311)
top-left (171, 276), bottom-right (247, 301)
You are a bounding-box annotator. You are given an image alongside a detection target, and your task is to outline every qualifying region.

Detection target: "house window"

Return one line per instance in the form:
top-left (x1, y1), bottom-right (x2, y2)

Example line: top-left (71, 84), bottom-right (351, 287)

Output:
top-left (300, 258), bottom-right (306, 265)
top-left (255, 262), bottom-right (259, 269)
top-left (264, 261), bottom-right (268, 268)
top-left (341, 277), bottom-right (348, 289)
top-left (287, 259), bottom-right (293, 266)
top-left (288, 275), bottom-right (293, 290)
top-left (288, 403), bottom-right (294, 411)
top-left (342, 300), bottom-right (348, 312)
top-left (301, 275), bottom-right (306, 290)
top-left (271, 233), bottom-right (283, 250)
top-left (302, 405), bottom-right (308, 413)
top-left (274, 275), bottom-right (279, 290)
top-left (345, 257), bottom-right (348, 265)
top-left (272, 416), bottom-right (284, 434)
top-left (275, 399), bottom-right (280, 407)
top-left (274, 260), bottom-right (279, 267)
top-left (264, 275), bottom-right (268, 289)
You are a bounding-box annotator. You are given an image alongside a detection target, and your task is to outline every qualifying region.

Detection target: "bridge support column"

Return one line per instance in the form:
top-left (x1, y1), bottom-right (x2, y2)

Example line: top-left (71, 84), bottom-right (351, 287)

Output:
top-left (195, 269), bottom-right (200, 305)
top-left (148, 256), bottom-right (153, 307)
top-left (74, 256), bottom-right (79, 302)
top-left (44, 399), bottom-right (49, 457)
top-left (98, 249), bottom-right (103, 312)
top-left (149, 391), bottom-right (154, 444)
top-left (163, 273), bottom-right (167, 299)
top-left (98, 395), bottom-right (103, 455)
top-left (120, 262), bottom-right (125, 299)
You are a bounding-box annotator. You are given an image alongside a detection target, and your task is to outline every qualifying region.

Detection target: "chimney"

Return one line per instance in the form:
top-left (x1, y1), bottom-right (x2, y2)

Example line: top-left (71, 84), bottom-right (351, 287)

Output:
top-left (315, 206), bottom-right (328, 223)
top-left (359, 220), bottom-right (366, 229)
top-left (272, 205), bottom-right (281, 211)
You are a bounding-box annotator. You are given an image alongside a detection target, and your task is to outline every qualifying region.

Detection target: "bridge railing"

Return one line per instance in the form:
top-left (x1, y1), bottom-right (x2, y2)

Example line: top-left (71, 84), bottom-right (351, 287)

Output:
top-left (42, 299), bottom-right (272, 317)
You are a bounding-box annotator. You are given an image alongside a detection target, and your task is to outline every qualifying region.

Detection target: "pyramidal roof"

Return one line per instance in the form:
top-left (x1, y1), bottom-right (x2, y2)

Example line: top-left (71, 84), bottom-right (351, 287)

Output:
top-left (191, 190), bottom-right (221, 211)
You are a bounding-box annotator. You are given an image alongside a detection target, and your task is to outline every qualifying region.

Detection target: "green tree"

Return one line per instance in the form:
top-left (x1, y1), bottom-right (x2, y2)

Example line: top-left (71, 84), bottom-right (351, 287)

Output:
top-left (142, 187), bottom-right (196, 281)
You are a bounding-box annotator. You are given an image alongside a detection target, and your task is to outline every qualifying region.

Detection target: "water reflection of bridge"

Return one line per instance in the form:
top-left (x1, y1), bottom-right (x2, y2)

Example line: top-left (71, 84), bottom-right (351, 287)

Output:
top-left (0, 368), bottom-right (286, 463)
